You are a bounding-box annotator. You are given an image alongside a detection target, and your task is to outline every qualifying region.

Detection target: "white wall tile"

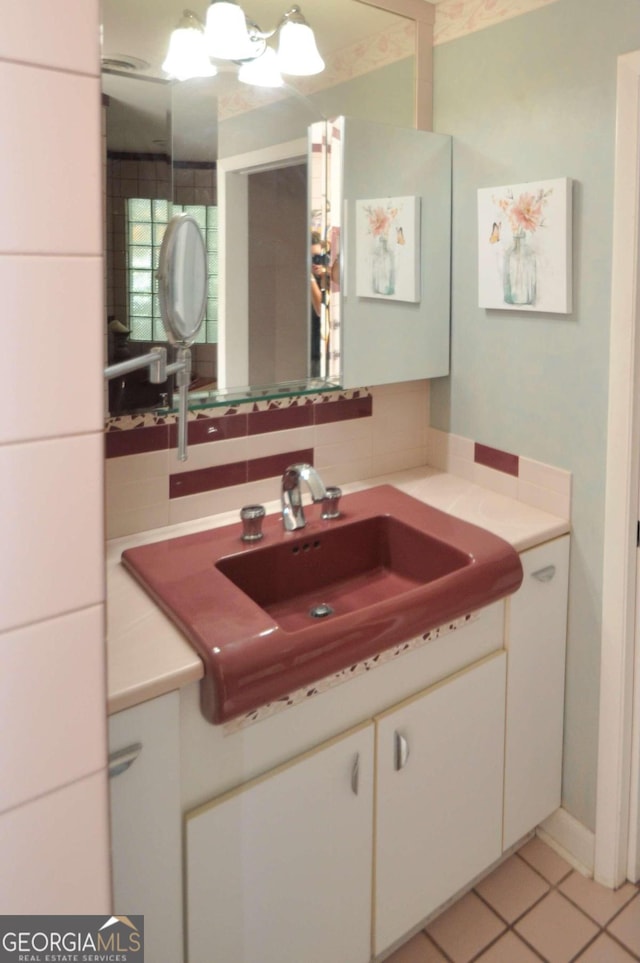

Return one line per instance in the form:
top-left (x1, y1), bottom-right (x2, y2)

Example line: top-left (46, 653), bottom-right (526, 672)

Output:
top-left (314, 417), bottom-right (373, 448)
top-left (370, 379), bottom-right (430, 398)
top-left (106, 449), bottom-right (169, 486)
top-left (106, 473), bottom-right (169, 517)
top-left (170, 436), bottom-right (249, 474)
top-left (0, 63), bottom-right (102, 255)
top-left (0, 606), bottom-right (106, 814)
top-left (168, 483), bottom-right (269, 526)
top-left (0, 434), bottom-right (104, 633)
top-left (0, 257), bottom-right (104, 443)
top-left (106, 504), bottom-right (171, 541)
top-left (315, 458), bottom-right (376, 489)
top-left (315, 434), bottom-right (374, 470)
top-left (448, 432), bottom-right (476, 462)
top-left (246, 426), bottom-right (315, 459)
top-left (519, 457), bottom-right (572, 497)
top-left (427, 427), bottom-right (451, 470)
top-left (0, 772), bottom-right (111, 914)
top-left (518, 480), bottom-right (571, 519)
top-left (1, 0), bottom-right (100, 76)
top-left (371, 385), bottom-right (429, 456)
top-left (372, 447), bottom-right (429, 477)
top-left (473, 462), bottom-right (519, 498)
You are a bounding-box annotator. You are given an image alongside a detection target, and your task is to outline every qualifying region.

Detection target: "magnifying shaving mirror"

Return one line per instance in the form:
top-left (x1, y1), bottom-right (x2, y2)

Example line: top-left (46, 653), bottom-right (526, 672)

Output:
top-left (156, 212), bottom-right (208, 458)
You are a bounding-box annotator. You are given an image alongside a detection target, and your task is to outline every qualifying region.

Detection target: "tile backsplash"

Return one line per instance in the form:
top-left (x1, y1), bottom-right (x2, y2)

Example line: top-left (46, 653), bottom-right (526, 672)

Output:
top-left (428, 426), bottom-right (572, 519)
top-left (105, 383), bottom-right (571, 541)
top-left (105, 382), bottom-right (430, 538)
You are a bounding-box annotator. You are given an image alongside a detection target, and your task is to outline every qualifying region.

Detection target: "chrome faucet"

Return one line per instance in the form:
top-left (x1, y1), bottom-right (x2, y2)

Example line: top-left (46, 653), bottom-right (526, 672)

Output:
top-left (281, 463), bottom-right (327, 531)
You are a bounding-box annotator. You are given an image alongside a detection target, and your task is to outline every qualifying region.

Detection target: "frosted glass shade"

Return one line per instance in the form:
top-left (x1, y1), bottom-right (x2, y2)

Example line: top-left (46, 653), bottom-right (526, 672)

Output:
top-left (238, 47), bottom-right (284, 87)
top-left (162, 26), bottom-right (217, 81)
top-left (277, 20), bottom-right (325, 76)
top-left (206, 1), bottom-right (255, 60)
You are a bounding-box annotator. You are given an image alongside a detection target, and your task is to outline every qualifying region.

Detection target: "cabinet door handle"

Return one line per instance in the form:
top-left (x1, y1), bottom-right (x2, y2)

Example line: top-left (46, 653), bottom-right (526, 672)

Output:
top-left (394, 731), bottom-right (410, 771)
top-left (532, 564), bottom-right (556, 583)
top-left (108, 742), bottom-right (142, 779)
top-left (351, 754), bottom-right (360, 796)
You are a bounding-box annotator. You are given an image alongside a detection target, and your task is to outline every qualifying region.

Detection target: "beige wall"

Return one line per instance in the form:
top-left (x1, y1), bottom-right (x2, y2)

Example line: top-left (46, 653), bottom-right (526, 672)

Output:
top-left (0, 1), bottom-right (110, 911)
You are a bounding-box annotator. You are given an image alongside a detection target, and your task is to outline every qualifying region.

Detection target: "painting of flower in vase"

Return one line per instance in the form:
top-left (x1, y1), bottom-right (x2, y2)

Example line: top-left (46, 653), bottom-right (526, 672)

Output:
top-left (355, 196), bottom-right (421, 302)
top-left (478, 177), bottom-right (572, 312)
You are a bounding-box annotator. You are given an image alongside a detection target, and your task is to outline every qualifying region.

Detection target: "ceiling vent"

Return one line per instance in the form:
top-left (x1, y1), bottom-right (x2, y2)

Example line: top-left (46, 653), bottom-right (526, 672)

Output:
top-left (101, 55), bottom-right (150, 73)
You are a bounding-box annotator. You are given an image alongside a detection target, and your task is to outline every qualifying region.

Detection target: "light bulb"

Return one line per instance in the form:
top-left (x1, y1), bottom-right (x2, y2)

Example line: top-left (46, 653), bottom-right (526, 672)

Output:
top-left (238, 47), bottom-right (284, 87)
top-left (277, 19), bottom-right (324, 76)
top-left (162, 21), bottom-right (217, 80)
top-left (205, 1), bottom-right (255, 60)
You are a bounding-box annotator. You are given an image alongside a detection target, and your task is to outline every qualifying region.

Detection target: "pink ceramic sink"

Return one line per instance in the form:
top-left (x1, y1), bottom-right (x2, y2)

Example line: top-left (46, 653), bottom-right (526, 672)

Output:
top-left (121, 485), bottom-right (523, 723)
top-left (216, 515), bottom-right (472, 633)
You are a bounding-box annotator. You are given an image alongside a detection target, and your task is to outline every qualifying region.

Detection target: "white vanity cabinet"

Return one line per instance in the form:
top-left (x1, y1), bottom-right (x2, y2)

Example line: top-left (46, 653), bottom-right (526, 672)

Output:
top-left (374, 652), bottom-right (507, 955)
top-left (184, 653), bottom-right (507, 963)
top-left (185, 723), bottom-right (375, 963)
top-left (108, 691), bottom-right (183, 963)
top-left (503, 535), bottom-right (570, 850)
top-left (107, 535), bottom-right (570, 963)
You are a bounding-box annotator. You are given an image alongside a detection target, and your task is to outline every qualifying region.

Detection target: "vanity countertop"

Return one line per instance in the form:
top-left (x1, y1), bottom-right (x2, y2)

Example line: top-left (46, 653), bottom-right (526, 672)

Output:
top-left (106, 466), bottom-right (570, 715)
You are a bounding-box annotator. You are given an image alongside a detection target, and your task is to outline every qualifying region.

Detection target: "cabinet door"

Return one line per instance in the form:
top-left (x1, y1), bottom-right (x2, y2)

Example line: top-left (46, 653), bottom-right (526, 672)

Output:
top-left (375, 653), bottom-right (506, 956)
top-left (108, 691), bottom-right (183, 963)
top-left (186, 724), bottom-right (374, 963)
top-left (503, 535), bottom-right (570, 850)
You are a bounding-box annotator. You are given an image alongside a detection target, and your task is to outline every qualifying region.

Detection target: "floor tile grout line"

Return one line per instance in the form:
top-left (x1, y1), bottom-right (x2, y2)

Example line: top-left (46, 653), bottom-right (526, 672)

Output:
top-left (463, 919), bottom-right (508, 963)
top-left (514, 849), bottom-right (574, 888)
top-left (601, 926), bottom-right (640, 962)
top-left (600, 887), bottom-right (640, 933)
top-left (568, 926), bottom-right (608, 963)
top-left (416, 847), bottom-right (640, 963)
top-left (422, 931), bottom-right (456, 963)
top-left (464, 925), bottom-right (548, 963)
top-left (472, 882), bottom-right (551, 930)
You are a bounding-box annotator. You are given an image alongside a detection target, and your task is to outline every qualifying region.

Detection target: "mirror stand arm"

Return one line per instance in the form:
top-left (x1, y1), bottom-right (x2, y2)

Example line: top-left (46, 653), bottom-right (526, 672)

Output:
top-left (168, 347), bottom-right (192, 463)
top-left (104, 345), bottom-right (191, 462)
top-left (104, 346), bottom-right (168, 383)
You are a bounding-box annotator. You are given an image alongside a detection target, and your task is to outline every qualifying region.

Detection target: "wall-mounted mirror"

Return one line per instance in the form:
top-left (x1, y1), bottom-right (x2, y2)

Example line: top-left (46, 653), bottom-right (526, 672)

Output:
top-left (102, 0), bottom-right (417, 416)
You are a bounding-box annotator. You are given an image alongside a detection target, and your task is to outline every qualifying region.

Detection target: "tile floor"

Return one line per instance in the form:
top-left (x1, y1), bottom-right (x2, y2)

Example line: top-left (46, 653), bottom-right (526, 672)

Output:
top-left (386, 837), bottom-right (640, 963)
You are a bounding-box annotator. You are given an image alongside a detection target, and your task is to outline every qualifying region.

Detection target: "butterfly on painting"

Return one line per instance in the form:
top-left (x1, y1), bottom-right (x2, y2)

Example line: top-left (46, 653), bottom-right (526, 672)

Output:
top-left (396, 226), bottom-right (405, 246)
top-left (489, 221), bottom-right (501, 244)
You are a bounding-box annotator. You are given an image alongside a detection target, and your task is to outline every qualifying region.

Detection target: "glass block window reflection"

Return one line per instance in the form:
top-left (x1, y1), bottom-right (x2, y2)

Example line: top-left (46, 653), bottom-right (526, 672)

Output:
top-left (126, 199), bottom-right (218, 344)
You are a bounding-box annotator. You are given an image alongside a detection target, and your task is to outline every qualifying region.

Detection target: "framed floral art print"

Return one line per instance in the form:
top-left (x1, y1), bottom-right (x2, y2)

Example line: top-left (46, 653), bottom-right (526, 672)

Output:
top-left (355, 196), bottom-right (421, 302)
top-left (478, 177), bottom-right (572, 313)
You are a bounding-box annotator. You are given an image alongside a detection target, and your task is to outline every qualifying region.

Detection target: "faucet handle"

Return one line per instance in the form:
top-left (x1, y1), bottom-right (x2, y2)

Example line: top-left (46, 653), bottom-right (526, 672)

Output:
top-left (321, 486), bottom-right (342, 520)
top-left (240, 504), bottom-right (266, 542)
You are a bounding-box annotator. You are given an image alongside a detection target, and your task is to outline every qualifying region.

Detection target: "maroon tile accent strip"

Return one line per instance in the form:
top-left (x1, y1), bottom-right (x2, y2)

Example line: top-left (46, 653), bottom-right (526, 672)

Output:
top-left (169, 449), bottom-right (315, 499)
top-left (105, 424), bottom-right (169, 458)
top-left (474, 443), bottom-right (519, 477)
top-left (313, 395), bottom-right (372, 425)
top-left (248, 449), bottom-right (315, 483)
top-left (168, 413), bottom-right (247, 447)
top-left (106, 393), bottom-right (373, 458)
top-left (170, 461), bottom-right (247, 499)
top-left (248, 406), bottom-right (313, 435)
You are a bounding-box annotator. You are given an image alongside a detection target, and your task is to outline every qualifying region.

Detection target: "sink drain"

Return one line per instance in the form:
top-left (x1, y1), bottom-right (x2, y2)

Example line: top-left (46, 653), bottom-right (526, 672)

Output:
top-left (309, 602), bottom-right (334, 619)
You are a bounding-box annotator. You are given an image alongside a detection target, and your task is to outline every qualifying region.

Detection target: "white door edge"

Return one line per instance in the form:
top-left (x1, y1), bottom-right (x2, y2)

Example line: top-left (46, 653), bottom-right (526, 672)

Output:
top-left (596, 48), bottom-right (640, 888)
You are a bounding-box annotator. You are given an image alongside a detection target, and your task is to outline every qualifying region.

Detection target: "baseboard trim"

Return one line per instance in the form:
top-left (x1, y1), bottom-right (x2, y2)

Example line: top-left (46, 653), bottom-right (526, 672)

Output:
top-left (538, 807), bottom-right (595, 878)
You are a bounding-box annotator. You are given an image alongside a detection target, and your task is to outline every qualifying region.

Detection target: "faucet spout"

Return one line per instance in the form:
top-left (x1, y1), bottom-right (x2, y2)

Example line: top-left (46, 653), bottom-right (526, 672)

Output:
top-left (281, 463), bottom-right (327, 531)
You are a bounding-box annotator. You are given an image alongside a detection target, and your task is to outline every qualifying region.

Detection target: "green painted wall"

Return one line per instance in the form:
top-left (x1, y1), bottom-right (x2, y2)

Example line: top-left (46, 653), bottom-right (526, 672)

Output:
top-left (431, 0), bottom-right (640, 830)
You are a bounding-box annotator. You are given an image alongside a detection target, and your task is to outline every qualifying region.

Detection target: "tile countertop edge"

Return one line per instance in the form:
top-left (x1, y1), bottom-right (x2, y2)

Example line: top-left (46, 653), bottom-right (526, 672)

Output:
top-left (105, 466), bottom-right (571, 715)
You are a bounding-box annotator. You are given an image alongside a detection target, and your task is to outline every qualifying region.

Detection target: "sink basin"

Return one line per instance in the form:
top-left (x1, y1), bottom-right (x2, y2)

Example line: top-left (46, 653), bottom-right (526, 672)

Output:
top-left (121, 485), bottom-right (523, 723)
top-left (216, 515), bottom-right (472, 634)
